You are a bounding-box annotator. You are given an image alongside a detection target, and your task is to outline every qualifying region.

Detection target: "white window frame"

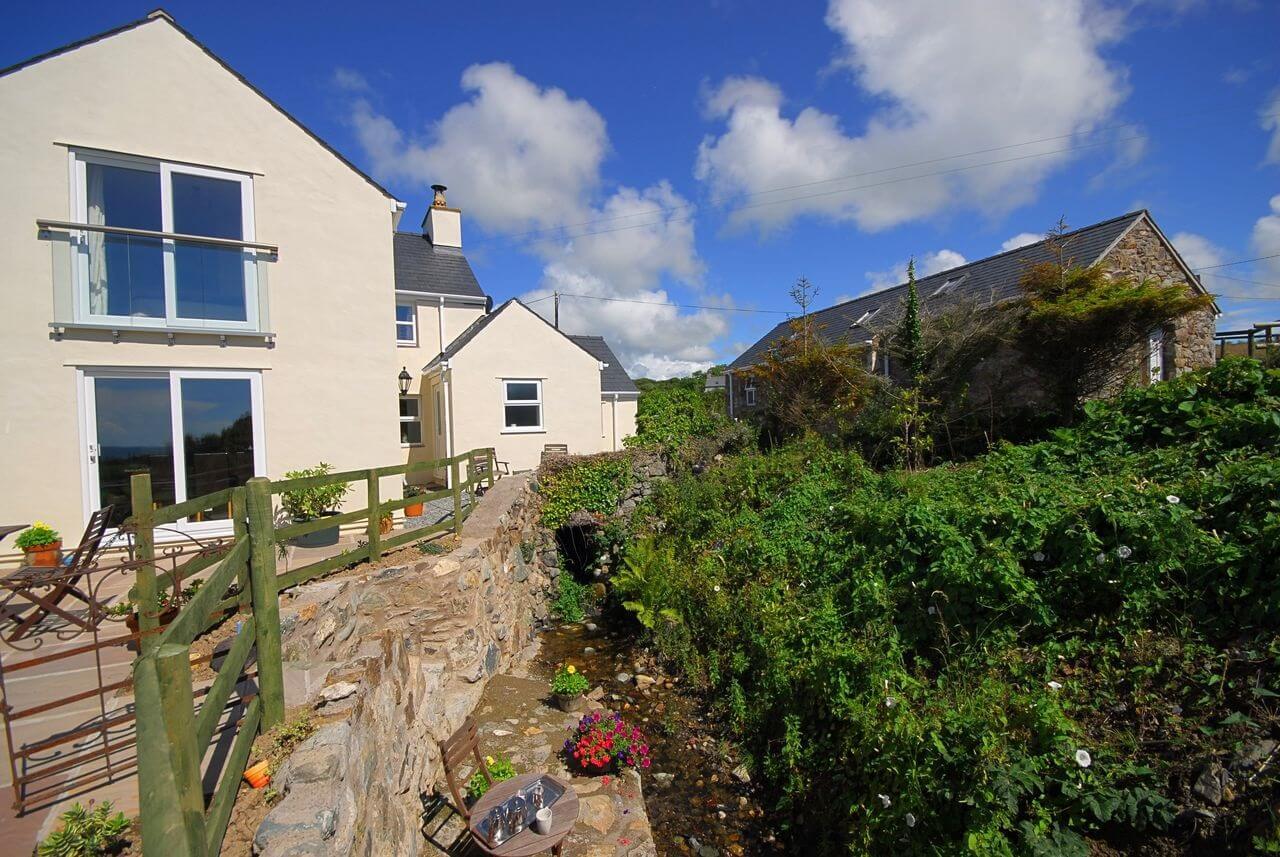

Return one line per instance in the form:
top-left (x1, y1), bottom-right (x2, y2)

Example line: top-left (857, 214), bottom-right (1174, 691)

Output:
top-left (1148, 328), bottom-right (1165, 384)
top-left (399, 395), bottom-right (423, 446)
top-left (78, 367), bottom-right (266, 537)
top-left (396, 302), bottom-right (418, 346)
top-left (70, 149), bottom-right (259, 331)
top-left (932, 274), bottom-right (966, 297)
top-left (744, 384), bottom-right (757, 407)
top-left (501, 379), bottom-right (544, 434)
top-left (853, 307), bottom-right (880, 326)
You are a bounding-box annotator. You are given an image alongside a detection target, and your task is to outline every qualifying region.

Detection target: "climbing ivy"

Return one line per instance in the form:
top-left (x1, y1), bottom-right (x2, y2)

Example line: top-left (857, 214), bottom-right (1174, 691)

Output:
top-left (537, 454), bottom-right (634, 529)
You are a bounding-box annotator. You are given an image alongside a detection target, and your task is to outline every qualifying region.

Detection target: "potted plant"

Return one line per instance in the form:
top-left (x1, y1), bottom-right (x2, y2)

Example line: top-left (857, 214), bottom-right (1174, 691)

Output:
top-left (110, 577), bottom-right (203, 648)
top-left (379, 510), bottom-right (394, 535)
top-left (565, 711), bottom-right (651, 774)
top-left (404, 484), bottom-right (426, 518)
top-left (15, 521), bottom-right (61, 568)
top-left (280, 463), bottom-right (348, 548)
top-left (551, 663), bottom-right (589, 711)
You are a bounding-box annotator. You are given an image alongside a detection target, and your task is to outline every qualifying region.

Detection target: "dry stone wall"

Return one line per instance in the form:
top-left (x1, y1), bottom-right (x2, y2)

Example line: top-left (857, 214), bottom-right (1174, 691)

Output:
top-left (253, 476), bottom-right (553, 857)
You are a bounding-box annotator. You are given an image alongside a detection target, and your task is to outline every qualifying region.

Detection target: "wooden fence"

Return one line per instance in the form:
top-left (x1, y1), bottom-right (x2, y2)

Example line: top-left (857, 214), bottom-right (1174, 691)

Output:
top-left (130, 448), bottom-right (495, 857)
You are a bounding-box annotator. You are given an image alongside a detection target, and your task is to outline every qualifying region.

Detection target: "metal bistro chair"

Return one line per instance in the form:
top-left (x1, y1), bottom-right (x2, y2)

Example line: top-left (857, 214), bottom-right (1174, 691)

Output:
top-left (0, 506), bottom-right (114, 642)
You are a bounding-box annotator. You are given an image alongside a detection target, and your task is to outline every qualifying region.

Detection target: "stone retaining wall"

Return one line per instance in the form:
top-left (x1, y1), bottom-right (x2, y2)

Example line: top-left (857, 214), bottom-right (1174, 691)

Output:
top-left (254, 475), bottom-right (553, 856)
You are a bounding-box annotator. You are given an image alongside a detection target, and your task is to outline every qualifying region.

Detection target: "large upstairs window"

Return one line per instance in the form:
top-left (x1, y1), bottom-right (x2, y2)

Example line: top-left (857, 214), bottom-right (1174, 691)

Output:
top-left (70, 150), bottom-right (261, 330)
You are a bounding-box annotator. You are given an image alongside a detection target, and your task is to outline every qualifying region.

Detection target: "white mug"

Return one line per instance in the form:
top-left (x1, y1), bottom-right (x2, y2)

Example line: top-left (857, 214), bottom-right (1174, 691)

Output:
top-left (533, 807), bottom-right (553, 835)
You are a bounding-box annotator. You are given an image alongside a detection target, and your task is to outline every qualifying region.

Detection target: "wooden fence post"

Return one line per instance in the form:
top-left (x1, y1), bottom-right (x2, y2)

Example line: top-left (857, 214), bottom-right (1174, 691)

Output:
top-left (451, 458), bottom-right (462, 536)
top-left (365, 469), bottom-right (381, 559)
top-left (231, 487), bottom-right (251, 612)
top-left (245, 477), bottom-right (285, 728)
top-left (130, 473), bottom-right (160, 656)
top-left (134, 645), bottom-right (207, 857)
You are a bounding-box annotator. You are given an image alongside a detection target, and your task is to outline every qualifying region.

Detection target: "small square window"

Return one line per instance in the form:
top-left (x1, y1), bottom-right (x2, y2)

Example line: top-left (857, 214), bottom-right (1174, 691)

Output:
top-left (399, 396), bottom-right (422, 445)
top-left (502, 380), bottom-right (543, 432)
top-left (931, 274), bottom-right (966, 297)
top-left (744, 385), bottom-right (757, 407)
top-left (396, 303), bottom-right (417, 345)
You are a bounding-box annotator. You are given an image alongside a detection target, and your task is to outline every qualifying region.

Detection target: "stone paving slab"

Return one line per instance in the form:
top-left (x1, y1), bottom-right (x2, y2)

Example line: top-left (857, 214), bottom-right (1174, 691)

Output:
top-left (454, 673), bottom-right (657, 857)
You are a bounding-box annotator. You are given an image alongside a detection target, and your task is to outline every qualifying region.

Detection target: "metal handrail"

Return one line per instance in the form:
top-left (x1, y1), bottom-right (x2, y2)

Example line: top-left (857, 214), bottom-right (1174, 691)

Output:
top-left (36, 218), bottom-right (279, 254)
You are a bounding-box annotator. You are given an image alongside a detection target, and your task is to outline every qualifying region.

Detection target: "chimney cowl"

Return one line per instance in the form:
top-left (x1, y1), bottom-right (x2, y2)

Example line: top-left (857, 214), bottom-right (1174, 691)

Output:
top-left (431, 184), bottom-right (448, 207)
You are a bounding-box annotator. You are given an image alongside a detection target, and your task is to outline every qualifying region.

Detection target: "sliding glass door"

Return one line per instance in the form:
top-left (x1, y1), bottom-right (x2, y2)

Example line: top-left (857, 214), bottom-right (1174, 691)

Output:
top-left (83, 370), bottom-right (264, 530)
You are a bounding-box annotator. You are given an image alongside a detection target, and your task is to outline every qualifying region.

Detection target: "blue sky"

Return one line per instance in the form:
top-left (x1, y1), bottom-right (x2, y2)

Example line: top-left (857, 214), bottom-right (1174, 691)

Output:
top-left (5, 1), bottom-right (1280, 377)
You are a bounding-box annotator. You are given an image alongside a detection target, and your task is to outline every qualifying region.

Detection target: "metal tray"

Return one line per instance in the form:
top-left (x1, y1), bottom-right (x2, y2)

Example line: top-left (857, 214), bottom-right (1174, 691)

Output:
top-left (475, 775), bottom-right (567, 842)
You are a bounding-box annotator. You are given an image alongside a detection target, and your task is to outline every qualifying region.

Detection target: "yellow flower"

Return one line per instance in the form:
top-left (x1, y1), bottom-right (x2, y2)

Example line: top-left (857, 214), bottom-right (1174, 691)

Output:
top-left (566, 665), bottom-right (576, 674)
top-left (486, 756), bottom-right (495, 766)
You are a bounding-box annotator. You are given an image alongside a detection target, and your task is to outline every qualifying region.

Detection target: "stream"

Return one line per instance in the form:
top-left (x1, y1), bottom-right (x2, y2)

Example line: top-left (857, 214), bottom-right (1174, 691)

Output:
top-left (534, 618), bottom-right (783, 856)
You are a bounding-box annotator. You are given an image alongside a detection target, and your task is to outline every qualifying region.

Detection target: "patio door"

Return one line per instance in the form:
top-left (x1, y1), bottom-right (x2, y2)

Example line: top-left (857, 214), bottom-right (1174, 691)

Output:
top-left (81, 369), bottom-right (265, 532)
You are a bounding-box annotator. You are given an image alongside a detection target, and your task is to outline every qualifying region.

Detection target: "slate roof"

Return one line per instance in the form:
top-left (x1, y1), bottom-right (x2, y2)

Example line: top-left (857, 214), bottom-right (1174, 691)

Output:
top-left (393, 233), bottom-right (486, 299)
top-left (568, 336), bottom-right (639, 394)
top-left (425, 300), bottom-right (605, 372)
top-left (0, 10), bottom-right (399, 203)
top-left (728, 210), bottom-right (1180, 371)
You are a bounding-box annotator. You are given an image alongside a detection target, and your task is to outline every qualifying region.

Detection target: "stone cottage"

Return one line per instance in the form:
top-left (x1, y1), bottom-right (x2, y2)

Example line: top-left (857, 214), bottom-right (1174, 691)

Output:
top-left (724, 210), bottom-right (1218, 417)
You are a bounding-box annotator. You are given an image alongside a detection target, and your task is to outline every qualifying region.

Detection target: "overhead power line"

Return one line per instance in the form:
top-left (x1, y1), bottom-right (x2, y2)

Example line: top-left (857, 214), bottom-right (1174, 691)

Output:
top-left (1195, 253), bottom-right (1280, 271)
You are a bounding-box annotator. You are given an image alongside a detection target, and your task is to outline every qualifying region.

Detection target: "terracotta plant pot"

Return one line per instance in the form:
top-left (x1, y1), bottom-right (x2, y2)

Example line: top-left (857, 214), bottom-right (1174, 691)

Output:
top-left (23, 541), bottom-right (62, 568)
top-left (379, 517), bottom-right (393, 535)
top-left (405, 501), bottom-right (425, 517)
top-left (243, 760), bottom-right (270, 789)
top-left (554, 692), bottom-right (584, 713)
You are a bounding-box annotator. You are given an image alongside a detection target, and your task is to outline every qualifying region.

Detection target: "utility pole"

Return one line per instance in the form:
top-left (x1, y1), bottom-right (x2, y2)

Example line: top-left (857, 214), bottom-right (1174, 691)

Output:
top-left (554, 291), bottom-right (560, 329)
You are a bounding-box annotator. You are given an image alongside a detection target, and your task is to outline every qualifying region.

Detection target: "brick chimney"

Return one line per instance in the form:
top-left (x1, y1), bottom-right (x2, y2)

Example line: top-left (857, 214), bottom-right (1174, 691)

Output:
top-left (422, 184), bottom-right (462, 248)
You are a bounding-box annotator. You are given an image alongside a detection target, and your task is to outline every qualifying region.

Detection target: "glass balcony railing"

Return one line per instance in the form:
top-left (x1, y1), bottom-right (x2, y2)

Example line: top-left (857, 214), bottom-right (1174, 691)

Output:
top-left (39, 219), bottom-right (276, 339)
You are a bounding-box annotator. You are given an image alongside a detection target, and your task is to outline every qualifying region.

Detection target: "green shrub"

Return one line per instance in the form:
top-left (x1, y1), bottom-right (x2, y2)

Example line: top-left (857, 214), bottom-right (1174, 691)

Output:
top-left (621, 360), bottom-right (1280, 853)
top-left (552, 573), bottom-right (588, 623)
top-left (38, 801), bottom-right (129, 856)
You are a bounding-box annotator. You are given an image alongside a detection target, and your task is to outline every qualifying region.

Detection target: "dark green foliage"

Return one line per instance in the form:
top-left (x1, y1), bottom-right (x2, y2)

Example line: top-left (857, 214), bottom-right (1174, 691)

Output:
top-left (623, 359), bottom-right (1280, 854)
top-left (896, 258), bottom-right (924, 381)
top-left (552, 572), bottom-right (589, 623)
top-left (1013, 248), bottom-right (1214, 418)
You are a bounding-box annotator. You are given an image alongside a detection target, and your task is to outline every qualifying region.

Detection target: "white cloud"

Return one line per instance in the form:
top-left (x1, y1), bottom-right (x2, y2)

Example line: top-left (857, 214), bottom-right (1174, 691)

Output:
top-left (1252, 194), bottom-right (1280, 278)
top-left (865, 249), bottom-right (967, 291)
top-left (1001, 232), bottom-right (1044, 252)
top-left (1170, 231), bottom-right (1227, 272)
top-left (695, 0), bottom-right (1128, 232)
top-left (345, 63), bottom-right (719, 377)
top-left (1263, 88), bottom-right (1280, 165)
top-left (332, 67), bottom-right (371, 93)
top-left (350, 62), bottom-right (608, 231)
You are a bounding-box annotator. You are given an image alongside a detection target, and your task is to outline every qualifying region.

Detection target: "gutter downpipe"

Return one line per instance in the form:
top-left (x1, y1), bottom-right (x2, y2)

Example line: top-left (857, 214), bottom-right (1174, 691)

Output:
top-left (438, 296), bottom-right (446, 354)
top-left (611, 393), bottom-right (619, 451)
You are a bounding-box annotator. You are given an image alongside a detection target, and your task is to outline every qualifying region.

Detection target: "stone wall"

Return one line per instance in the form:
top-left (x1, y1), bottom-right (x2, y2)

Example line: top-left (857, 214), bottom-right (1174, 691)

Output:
top-left (254, 476), bottom-right (554, 856)
top-left (1102, 218), bottom-right (1217, 379)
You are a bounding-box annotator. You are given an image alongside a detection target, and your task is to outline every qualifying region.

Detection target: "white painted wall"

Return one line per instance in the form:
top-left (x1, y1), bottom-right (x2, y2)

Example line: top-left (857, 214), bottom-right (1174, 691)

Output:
top-left (0, 17), bottom-right (405, 537)
top-left (446, 304), bottom-right (609, 473)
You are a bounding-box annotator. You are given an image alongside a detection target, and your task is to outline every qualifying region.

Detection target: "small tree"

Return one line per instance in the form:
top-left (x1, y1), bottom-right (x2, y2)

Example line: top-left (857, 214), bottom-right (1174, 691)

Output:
top-left (895, 258), bottom-right (924, 382)
top-left (789, 276), bottom-right (819, 355)
top-left (1012, 230), bottom-right (1214, 418)
top-left (745, 316), bottom-right (871, 443)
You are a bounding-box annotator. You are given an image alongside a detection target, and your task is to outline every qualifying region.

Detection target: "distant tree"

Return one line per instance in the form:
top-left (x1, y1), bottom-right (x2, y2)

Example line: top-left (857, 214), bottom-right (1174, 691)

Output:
top-left (788, 277), bottom-right (819, 355)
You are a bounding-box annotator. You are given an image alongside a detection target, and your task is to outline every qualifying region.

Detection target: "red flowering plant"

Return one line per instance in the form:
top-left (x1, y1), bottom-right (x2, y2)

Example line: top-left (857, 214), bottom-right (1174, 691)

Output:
top-left (563, 711), bottom-right (652, 774)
